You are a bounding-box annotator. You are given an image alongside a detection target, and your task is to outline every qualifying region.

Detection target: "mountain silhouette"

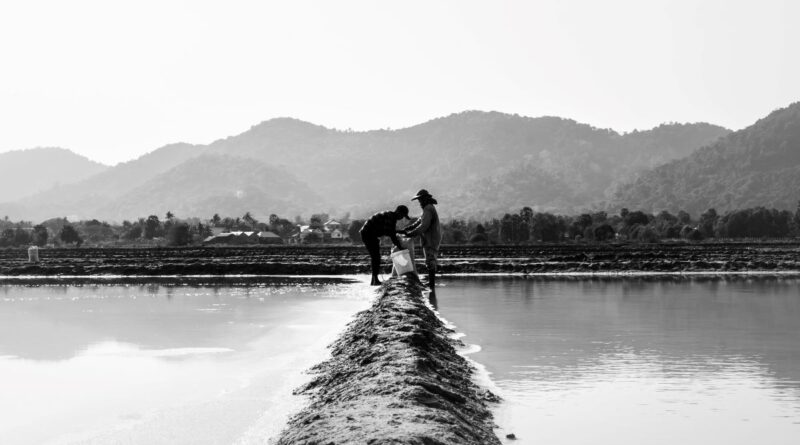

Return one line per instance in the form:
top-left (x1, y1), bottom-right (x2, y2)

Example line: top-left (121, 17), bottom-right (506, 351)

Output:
top-left (201, 112), bottom-right (728, 218)
top-left (0, 147), bottom-right (108, 204)
top-left (611, 102), bottom-right (800, 215)
top-left (96, 154), bottom-right (325, 221)
top-left (0, 112), bottom-right (729, 221)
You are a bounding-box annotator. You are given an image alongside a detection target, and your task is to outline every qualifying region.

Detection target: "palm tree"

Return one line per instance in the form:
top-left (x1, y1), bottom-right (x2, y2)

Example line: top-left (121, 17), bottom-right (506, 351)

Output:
top-left (243, 212), bottom-right (257, 229)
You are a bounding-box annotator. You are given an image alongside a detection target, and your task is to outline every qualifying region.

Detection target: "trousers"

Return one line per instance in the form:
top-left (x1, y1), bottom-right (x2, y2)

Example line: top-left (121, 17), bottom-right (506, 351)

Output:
top-left (362, 235), bottom-right (381, 276)
top-left (422, 246), bottom-right (438, 273)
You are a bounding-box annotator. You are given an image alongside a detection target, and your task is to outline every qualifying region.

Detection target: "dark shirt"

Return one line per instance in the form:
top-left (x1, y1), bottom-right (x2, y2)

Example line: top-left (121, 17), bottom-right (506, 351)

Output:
top-left (360, 211), bottom-right (402, 247)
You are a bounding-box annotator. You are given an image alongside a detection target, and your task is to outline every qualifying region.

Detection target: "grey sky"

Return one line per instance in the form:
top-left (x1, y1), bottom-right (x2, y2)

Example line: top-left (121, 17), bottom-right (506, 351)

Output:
top-left (1, 0), bottom-right (798, 165)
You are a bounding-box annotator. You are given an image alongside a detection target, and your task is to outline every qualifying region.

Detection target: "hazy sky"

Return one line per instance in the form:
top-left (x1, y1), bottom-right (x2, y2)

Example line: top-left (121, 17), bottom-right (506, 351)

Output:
top-left (1, 0), bottom-right (798, 165)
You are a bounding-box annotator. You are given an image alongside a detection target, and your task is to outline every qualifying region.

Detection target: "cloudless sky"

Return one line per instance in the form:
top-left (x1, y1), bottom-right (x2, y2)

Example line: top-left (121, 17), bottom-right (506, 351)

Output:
top-left (1, 0), bottom-right (798, 165)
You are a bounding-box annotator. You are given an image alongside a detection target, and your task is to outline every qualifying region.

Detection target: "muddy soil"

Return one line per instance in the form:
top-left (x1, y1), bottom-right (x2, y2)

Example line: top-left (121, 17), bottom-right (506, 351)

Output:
top-left (2, 243), bottom-right (800, 276)
top-left (275, 277), bottom-right (501, 445)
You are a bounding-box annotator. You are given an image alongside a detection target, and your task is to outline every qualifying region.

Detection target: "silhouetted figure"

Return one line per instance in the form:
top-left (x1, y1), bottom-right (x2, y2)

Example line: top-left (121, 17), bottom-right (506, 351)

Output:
top-left (400, 189), bottom-right (442, 294)
top-left (360, 205), bottom-right (410, 285)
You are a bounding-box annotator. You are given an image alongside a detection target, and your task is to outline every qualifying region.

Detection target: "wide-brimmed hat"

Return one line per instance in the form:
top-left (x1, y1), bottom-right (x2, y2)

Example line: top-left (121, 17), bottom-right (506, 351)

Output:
top-left (411, 189), bottom-right (433, 201)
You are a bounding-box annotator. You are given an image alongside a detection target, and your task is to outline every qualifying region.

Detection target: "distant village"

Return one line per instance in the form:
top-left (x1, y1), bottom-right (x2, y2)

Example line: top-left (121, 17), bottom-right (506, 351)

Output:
top-left (0, 212), bottom-right (362, 248)
top-left (203, 219), bottom-right (348, 245)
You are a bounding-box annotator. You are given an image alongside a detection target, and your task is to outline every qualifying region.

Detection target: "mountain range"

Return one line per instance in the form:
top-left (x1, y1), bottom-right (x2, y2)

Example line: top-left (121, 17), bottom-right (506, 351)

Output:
top-left (6, 101), bottom-right (797, 223)
top-left (1, 111), bottom-right (737, 222)
top-left (611, 102), bottom-right (800, 215)
top-left (0, 147), bottom-right (108, 204)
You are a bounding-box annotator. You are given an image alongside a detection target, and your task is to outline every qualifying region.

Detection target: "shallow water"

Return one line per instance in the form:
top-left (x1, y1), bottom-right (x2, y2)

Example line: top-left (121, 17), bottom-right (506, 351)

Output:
top-left (0, 277), bottom-right (374, 445)
top-left (435, 276), bottom-right (800, 445)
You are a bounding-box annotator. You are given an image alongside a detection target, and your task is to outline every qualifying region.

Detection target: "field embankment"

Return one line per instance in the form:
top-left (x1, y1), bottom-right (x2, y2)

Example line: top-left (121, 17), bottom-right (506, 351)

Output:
top-left (275, 277), bottom-right (501, 445)
top-left (2, 243), bottom-right (800, 276)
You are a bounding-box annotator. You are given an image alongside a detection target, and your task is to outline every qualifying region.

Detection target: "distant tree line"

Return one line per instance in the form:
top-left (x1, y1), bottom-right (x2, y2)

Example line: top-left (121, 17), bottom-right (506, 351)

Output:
top-left (2, 204), bottom-right (800, 248)
top-left (434, 205), bottom-right (800, 245)
top-left (0, 211), bottom-right (342, 247)
top-left (0, 213), bottom-right (208, 248)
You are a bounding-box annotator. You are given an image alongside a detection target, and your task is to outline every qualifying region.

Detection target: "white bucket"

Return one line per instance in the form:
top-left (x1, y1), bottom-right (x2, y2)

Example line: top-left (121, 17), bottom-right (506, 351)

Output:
top-left (28, 246), bottom-right (40, 263)
top-left (390, 249), bottom-right (415, 276)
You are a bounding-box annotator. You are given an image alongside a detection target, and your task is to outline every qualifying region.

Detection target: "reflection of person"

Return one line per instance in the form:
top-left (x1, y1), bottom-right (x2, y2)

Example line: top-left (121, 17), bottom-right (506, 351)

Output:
top-left (359, 205), bottom-right (410, 285)
top-left (400, 189), bottom-right (442, 294)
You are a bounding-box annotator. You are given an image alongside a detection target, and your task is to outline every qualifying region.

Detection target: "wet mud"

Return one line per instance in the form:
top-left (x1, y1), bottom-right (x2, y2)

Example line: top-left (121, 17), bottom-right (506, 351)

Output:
top-left (275, 277), bottom-right (501, 445)
top-left (1, 243), bottom-right (800, 276)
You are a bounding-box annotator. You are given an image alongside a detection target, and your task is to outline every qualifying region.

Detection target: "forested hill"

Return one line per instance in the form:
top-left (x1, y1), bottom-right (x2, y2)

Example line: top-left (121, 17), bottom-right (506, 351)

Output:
top-left (201, 112), bottom-right (729, 218)
top-left (0, 112), bottom-right (728, 221)
top-left (610, 102), bottom-right (800, 215)
top-left (97, 155), bottom-right (325, 220)
top-left (0, 147), bottom-right (108, 203)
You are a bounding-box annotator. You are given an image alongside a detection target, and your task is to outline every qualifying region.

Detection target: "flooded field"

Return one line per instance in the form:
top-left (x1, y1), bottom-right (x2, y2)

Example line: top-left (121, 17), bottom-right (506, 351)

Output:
top-left (436, 276), bottom-right (800, 444)
top-left (0, 277), bottom-right (374, 445)
top-left (4, 274), bottom-right (800, 444)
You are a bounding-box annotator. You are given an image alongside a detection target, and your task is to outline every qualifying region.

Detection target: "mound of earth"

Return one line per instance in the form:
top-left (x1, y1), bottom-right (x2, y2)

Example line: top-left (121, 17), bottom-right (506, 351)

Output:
top-left (275, 277), bottom-right (501, 445)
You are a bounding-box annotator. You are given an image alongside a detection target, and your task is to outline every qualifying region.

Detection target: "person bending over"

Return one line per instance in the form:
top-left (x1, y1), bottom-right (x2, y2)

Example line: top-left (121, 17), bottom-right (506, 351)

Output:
top-left (359, 205), bottom-right (409, 285)
top-left (400, 189), bottom-right (442, 294)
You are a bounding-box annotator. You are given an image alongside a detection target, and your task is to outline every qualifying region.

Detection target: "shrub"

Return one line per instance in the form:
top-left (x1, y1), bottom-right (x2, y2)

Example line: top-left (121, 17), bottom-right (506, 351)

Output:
top-left (469, 233), bottom-right (489, 244)
top-left (594, 224), bottom-right (615, 242)
top-left (167, 223), bottom-right (191, 246)
top-left (59, 225), bottom-right (83, 246)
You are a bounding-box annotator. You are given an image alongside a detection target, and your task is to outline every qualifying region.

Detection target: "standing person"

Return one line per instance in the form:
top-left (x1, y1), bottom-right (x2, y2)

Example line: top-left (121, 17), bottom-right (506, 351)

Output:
top-left (400, 189), bottom-right (442, 294)
top-left (360, 205), bottom-right (410, 285)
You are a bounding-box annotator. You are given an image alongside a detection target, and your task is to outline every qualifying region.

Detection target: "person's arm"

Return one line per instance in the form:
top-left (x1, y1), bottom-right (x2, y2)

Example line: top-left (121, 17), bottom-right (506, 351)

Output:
top-left (389, 232), bottom-right (403, 249)
top-left (406, 206), bottom-right (432, 237)
top-left (400, 217), bottom-right (420, 235)
top-left (399, 218), bottom-right (416, 235)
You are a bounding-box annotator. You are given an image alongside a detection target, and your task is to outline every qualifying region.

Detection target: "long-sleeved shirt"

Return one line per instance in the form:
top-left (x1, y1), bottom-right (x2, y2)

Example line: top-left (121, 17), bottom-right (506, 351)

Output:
top-left (359, 211), bottom-right (402, 247)
top-left (404, 203), bottom-right (442, 250)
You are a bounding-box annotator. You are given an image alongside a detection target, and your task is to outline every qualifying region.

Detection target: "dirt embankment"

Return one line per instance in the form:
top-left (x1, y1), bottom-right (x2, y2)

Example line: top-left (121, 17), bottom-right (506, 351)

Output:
top-left (2, 243), bottom-right (800, 276)
top-left (275, 277), bottom-right (501, 445)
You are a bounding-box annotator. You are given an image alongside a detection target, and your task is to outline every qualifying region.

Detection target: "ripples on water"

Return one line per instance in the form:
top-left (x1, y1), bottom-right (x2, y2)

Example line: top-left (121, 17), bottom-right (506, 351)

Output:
top-left (437, 276), bottom-right (800, 445)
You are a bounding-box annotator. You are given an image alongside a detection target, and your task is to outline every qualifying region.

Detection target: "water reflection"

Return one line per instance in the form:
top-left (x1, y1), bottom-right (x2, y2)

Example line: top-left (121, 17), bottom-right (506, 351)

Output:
top-left (0, 277), bottom-right (358, 361)
top-left (0, 277), bottom-right (372, 444)
top-left (437, 276), bottom-right (800, 445)
top-left (428, 290), bottom-right (439, 310)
